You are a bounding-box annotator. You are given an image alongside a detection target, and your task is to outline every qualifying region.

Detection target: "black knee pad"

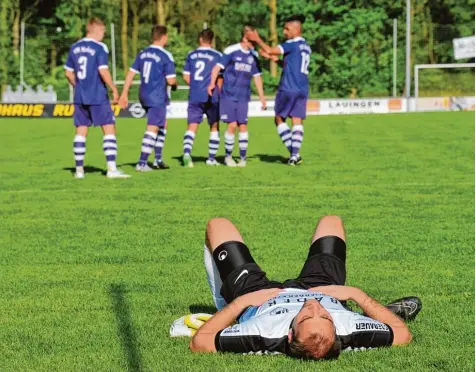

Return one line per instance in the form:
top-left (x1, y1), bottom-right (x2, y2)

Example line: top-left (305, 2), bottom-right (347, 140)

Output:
top-left (308, 236), bottom-right (346, 263)
top-left (212, 241), bottom-right (255, 281)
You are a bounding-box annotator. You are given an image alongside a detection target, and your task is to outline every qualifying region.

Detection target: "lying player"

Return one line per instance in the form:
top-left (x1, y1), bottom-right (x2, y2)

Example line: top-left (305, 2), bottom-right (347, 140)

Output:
top-left (247, 15), bottom-right (310, 165)
top-left (182, 30), bottom-right (223, 168)
top-left (191, 216), bottom-right (421, 359)
top-left (64, 17), bottom-right (130, 178)
top-left (119, 25), bottom-right (176, 171)
top-left (207, 27), bottom-right (267, 167)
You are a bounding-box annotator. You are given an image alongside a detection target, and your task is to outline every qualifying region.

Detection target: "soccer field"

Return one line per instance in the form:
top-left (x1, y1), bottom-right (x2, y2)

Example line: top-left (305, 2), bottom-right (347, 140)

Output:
top-left (0, 112), bottom-right (474, 371)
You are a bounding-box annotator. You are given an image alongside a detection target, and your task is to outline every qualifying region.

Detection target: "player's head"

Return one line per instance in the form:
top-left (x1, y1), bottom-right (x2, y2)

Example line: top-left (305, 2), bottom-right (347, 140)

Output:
top-left (283, 14), bottom-right (305, 40)
top-left (86, 17), bottom-right (106, 41)
top-left (152, 25), bottom-right (168, 45)
top-left (288, 299), bottom-right (341, 360)
top-left (241, 26), bottom-right (255, 49)
top-left (199, 29), bottom-right (214, 46)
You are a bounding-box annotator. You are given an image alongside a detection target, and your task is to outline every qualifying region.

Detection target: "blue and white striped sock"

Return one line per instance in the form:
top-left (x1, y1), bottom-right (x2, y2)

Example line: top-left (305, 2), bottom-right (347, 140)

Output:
top-left (291, 124), bottom-right (304, 158)
top-left (73, 135), bottom-right (86, 169)
top-left (155, 128), bottom-right (167, 161)
top-left (208, 131), bottom-right (220, 160)
top-left (224, 132), bottom-right (235, 157)
top-left (183, 130), bottom-right (195, 156)
top-left (238, 132), bottom-right (249, 160)
top-left (103, 134), bottom-right (118, 171)
top-left (277, 123), bottom-right (292, 153)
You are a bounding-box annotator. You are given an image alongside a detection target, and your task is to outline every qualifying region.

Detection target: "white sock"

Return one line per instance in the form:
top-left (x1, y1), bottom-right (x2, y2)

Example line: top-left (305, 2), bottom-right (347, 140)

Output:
top-left (204, 244), bottom-right (227, 310)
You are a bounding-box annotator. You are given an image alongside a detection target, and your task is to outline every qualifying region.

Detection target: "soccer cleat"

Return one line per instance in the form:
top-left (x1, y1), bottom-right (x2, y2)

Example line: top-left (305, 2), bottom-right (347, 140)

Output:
top-left (237, 159), bottom-right (247, 167)
top-left (385, 296), bottom-right (422, 321)
top-left (224, 156), bottom-right (237, 167)
top-left (206, 159), bottom-right (221, 166)
top-left (296, 155), bottom-right (303, 165)
top-left (288, 157), bottom-right (297, 166)
top-left (74, 171), bottom-right (85, 179)
top-left (153, 159), bottom-right (170, 170)
top-left (183, 154), bottom-right (194, 168)
top-left (135, 163), bottom-right (153, 172)
top-left (107, 169), bottom-right (131, 179)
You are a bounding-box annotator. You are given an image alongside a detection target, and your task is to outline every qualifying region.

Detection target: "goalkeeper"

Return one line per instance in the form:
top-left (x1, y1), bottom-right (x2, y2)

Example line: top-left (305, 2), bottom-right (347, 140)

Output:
top-left (189, 216), bottom-right (421, 360)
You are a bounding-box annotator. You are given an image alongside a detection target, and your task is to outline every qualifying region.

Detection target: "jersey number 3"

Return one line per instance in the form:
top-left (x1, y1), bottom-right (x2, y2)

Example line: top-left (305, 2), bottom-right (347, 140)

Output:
top-left (77, 56), bottom-right (88, 80)
top-left (194, 61), bottom-right (205, 81)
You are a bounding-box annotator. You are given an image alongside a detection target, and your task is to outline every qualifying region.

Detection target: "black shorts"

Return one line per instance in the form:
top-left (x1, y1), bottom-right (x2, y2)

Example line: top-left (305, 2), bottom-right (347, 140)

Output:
top-left (215, 236), bottom-right (347, 304)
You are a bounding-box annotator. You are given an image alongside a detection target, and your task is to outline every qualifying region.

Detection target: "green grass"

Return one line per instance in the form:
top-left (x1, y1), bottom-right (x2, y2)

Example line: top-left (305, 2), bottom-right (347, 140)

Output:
top-left (0, 112), bottom-right (474, 371)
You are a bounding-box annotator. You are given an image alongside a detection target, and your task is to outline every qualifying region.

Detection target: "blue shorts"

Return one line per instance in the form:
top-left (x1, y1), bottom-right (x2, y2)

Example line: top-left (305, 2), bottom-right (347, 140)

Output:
top-left (220, 98), bottom-right (248, 124)
top-left (144, 106), bottom-right (166, 127)
top-left (274, 90), bottom-right (307, 119)
top-left (73, 104), bottom-right (115, 127)
top-left (188, 101), bottom-right (219, 125)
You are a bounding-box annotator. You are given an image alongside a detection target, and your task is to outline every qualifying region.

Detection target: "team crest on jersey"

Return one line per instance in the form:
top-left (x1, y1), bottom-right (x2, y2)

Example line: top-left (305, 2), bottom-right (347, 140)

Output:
top-left (247, 56), bottom-right (254, 64)
top-left (218, 251), bottom-right (228, 261)
top-left (236, 57), bottom-right (242, 61)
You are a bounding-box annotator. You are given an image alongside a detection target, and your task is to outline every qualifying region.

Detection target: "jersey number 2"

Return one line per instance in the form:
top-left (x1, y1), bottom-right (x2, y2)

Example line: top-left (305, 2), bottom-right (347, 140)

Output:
top-left (77, 56), bottom-right (87, 80)
top-left (300, 52), bottom-right (310, 75)
top-left (194, 61), bottom-right (205, 81)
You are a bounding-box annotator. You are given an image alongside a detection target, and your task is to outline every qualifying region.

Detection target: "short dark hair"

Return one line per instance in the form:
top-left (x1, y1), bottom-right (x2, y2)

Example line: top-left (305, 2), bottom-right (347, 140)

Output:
top-left (152, 25), bottom-right (167, 41)
top-left (87, 17), bottom-right (105, 32)
top-left (200, 29), bottom-right (214, 43)
top-left (289, 331), bottom-right (341, 360)
top-left (285, 14), bottom-right (306, 24)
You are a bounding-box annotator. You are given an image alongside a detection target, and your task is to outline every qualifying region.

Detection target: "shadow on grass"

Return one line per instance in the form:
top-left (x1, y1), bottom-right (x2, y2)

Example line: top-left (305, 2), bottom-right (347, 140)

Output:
top-left (172, 155), bottom-right (225, 165)
top-left (63, 166), bottom-right (105, 175)
top-left (188, 304), bottom-right (217, 314)
top-left (109, 283), bottom-right (142, 372)
top-left (250, 154), bottom-right (288, 164)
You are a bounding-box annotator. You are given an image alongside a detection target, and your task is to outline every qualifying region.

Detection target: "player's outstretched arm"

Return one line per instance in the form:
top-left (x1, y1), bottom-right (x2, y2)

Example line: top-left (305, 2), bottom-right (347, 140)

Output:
top-left (246, 30), bottom-right (282, 56)
top-left (253, 75), bottom-right (267, 110)
top-left (190, 288), bottom-right (281, 353)
top-left (118, 70), bottom-right (136, 109)
top-left (99, 68), bottom-right (119, 104)
top-left (313, 285), bottom-right (412, 346)
top-left (64, 70), bottom-right (76, 87)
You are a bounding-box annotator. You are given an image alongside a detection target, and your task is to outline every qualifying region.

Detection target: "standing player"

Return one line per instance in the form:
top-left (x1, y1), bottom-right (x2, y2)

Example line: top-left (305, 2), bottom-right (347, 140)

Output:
top-left (119, 25), bottom-right (176, 171)
top-left (64, 17), bottom-right (130, 178)
top-left (207, 27), bottom-right (267, 168)
top-left (182, 30), bottom-right (223, 168)
top-left (247, 15), bottom-right (311, 165)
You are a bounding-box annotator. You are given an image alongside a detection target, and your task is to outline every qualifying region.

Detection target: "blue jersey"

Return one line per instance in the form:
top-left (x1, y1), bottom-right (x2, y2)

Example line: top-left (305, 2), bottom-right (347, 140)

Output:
top-left (277, 37), bottom-right (311, 95)
top-left (184, 47), bottom-right (222, 103)
top-left (130, 45), bottom-right (176, 108)
top-left (64, 38), bottom-right (110, 105)
top-left (217, 44), bottom-right (261, 102)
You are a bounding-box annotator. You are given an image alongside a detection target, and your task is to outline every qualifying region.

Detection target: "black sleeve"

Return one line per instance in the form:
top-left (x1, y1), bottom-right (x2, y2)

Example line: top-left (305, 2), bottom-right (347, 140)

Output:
top-left (214, 329), bottom-right (288, 354)
top-left (339, 323), bottom-right (394, 351)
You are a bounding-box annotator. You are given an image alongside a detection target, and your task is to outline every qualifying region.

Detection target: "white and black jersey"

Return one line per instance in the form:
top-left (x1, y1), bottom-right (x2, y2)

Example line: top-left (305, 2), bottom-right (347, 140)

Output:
top-left (215, 289), bottom-right (394, 355)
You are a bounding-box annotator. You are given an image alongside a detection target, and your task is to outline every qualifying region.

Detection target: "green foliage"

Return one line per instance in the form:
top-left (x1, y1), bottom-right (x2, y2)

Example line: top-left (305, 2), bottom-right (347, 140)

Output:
top-left (0, 0), bottom-right (474, 98)
top-left (0, 112), bottom-right (474, 370)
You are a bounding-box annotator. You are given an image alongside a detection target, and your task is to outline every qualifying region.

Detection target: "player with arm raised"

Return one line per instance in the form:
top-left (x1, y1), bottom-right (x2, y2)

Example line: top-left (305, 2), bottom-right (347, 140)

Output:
top-left (182, 30), bottom-right (223, 168)
top-left (207, 26), bottom-right (267, 168)
top-left (189, 215), bottom-right (421, 359)
top-left (64, 17), bottom-right (129, 179)
top-left (247, 15), bottom-right (311, 166)
top-left (119, 25), bottom-right (176, 171)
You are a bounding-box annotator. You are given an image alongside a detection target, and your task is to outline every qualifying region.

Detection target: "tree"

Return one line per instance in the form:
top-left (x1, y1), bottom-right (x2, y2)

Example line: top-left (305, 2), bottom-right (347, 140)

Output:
top-left (121, 0), bottom-right (128, 75)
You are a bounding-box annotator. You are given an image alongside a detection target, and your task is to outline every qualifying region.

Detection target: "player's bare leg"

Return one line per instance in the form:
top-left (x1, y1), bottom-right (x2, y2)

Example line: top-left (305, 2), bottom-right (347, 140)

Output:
top-left (183, 123), bottom-right (199, 168)
top-left (206, 122), bottom-right (221, 166)
top-left (311, 215), bottom-right (346, 243)
top-left (275, 115), bottom-right (292, 155)
top-left (224, 122), bottom-right (237, 167)
top-left (73, 126), bottom-right (89, 178)
top-left (289, 117), bottom-right (304, 166)
top-left (237, 124), bottom-right (249, 167)
top-left (102, 124), bottom-right (130, 178)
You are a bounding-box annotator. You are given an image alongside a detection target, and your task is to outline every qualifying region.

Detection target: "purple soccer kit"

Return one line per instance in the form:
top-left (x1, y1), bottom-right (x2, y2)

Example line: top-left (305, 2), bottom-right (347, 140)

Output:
top-left (64, 38), bottom-right (117, 170)
top-left (274, 36), bottom-right (311, 159)
top-left (217, 44), bottom-right (261, 161)
top-left (130, 45), bottom-right (176, 166)
top-left (182, 47), bottom-right (223, 161)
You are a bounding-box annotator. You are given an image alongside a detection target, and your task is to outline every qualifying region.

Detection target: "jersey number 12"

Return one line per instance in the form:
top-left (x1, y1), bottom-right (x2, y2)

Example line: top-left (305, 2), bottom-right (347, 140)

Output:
top-left (300, 52), bottom-right (310, 75)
